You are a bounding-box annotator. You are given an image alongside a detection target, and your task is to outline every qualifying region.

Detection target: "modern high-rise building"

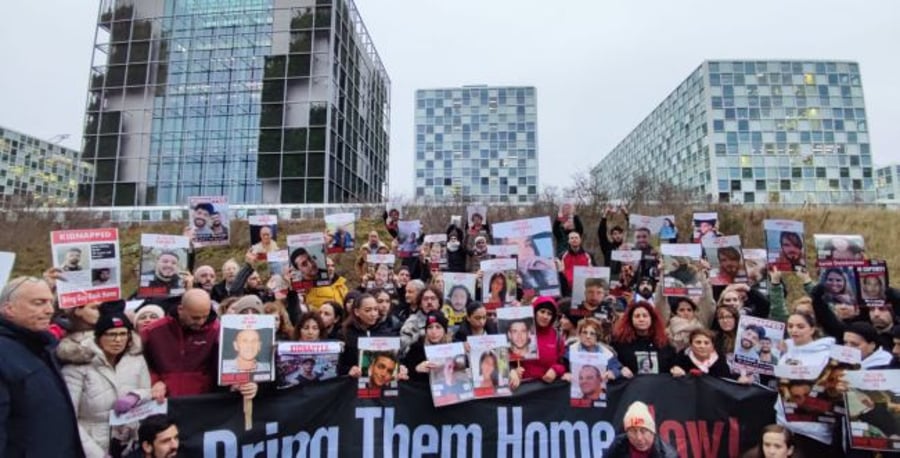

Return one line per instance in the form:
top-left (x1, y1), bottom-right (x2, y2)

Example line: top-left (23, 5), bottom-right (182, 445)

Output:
top-left (876, 164), bottom-right (900, 201)
top-left (80, 0), bottom-right (389, 207)
top-left (414, 85), bottom-right (538, 203)
top-left (0, 126), bottom-right (94, 206)
top-left (593, 60), bottom-right (875, 205)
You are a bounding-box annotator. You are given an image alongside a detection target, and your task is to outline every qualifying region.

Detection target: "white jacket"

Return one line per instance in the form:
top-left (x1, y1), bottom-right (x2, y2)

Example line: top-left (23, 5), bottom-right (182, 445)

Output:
top-left (61, 333), bottom-right (152, 458)
top-left (774, 336), bottom-right (835, 445)
top-left (861, 348), bottom-right (894, 369)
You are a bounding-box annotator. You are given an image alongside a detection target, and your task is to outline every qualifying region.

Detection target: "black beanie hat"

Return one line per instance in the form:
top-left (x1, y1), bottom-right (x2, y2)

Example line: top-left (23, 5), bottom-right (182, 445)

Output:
top-left (94, 312), bottom-right (134, 337)
top-left (424, 310), bottom-right (448, 331)
top-left (846, 321), bottom-right (879, 344)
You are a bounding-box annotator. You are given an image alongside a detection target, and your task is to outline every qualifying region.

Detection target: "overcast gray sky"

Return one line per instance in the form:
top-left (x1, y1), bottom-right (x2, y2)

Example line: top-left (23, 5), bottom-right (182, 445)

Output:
top-left (2, 0), bottom-right (898, 200)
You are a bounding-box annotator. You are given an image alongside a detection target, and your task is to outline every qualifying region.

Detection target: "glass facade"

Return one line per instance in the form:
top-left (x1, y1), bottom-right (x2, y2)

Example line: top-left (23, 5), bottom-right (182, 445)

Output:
top-left (0, 127), bottom-right (94, 206)
top-left (414, 86), bottom-right (538, 203)
top-left (593, 60), bottom-right (875, 205)
top-left (876, 164), bottom-right (900, 201)
top-left (80, 0), bottom-right (389, 206)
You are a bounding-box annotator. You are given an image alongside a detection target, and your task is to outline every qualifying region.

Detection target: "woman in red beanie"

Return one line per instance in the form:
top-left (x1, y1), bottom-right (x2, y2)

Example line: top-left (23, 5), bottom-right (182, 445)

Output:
top-left (519, 296), bottom-right (567, 383)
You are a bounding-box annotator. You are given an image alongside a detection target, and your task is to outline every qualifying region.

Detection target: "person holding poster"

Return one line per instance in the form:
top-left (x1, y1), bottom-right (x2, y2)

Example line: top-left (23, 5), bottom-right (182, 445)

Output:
top-left (773, 311), bottom-right (839, 456)
top-left (519, 297), bottom-right (566, 383)
top-left (60, 311), bottom-right (152, 458)
top-left (597, 203), bottom-right (628, 269)
top-left (452, 302), bottom-right (499, 343)
top-left (465, 205), bottom-right (491, 249)
top-left (563, 317), bottom-right (623, 382)
top-left (559, 232), bottom-right (595, 295)
top-left (612, 302), bottom-right (676, 376)
top-left (553, 200), bottom-right (583, 256)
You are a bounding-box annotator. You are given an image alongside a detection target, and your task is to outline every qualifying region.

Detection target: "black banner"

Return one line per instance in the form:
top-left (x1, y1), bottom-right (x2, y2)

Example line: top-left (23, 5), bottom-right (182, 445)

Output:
top-left (170, 375), bottom-right (776, 457)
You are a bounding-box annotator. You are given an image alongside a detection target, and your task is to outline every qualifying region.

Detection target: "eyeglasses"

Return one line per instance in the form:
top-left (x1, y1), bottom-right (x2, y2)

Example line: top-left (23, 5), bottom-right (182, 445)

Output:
top-left (103, 331), bottom-right (130, 340)
top-left (580, 330), bottom-right (598, 336)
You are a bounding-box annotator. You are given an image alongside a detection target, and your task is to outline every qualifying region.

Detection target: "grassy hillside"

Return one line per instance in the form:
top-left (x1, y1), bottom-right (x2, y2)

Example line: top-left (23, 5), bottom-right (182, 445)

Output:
top-left (3, 205), bottom-right (897, 301)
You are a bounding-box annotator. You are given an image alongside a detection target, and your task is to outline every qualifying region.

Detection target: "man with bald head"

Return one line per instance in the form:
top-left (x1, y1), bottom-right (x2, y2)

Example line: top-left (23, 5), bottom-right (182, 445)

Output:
top-left (0, 277), bottom-right (84, 456)
top-left (192, 265), bottom-right (217, 294)
top-left (141, 289), bottom-right (220, 398)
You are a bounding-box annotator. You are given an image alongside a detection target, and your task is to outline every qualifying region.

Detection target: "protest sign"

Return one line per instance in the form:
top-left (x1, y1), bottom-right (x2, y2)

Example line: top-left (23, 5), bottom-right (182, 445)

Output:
top-left (764, 219), bottom-right (806, 272)
top-left (276, 341), bottom-right (342, 389)
top-left (818, 265), bottom-right (859, 309)
top-left (108, 399), bottom-right (168, 458)
top-left (467, 205), bottom-right (488, 228)
top-left (492, 217), bottom-right (557, 298)
top-left (364, 254), bottom-right (397, 294)
top-left (610, 250), bottom-right (641, 290)
top-left (137, 233), bottom-right (187, 299)
top-left (249, 215), bottom-right (279, 261)
top-left (813, 234), bottom-right (865, 268)
top-left (442, 272), bottom-right (477, 329)
top-left (425, 342), bottom-right (475, 407)
top-left (325, 213), bottom-right (356, 254)
top-left (497, 306), bottom-right (537, 362)
top-left (51, 229), bottom-right (122, 307)
top-left (480, 258), bottom-right (517, 310)
top-left (467, 334), bottom-right (512, 399)
top-left (703, 235), bottom-right (748, 286)
top-left (857, 260), bottom-right (889, 307)
top-left (572, 266), bottom-right (610, 311)
top-left (397, 221), bottom-right (422, 258)
top-left (266, 250), bottom-right (290, 297)
top-left (423, 233), bottom-right (448, 269)
top-left (692, 212), bottom-right (719, 243)
top-left (844, 370), bottom-right (900, 452)
top-left (286, 233), bottom-right (329, 292)
top-left (661, 244), bottom-right (703, 297)
top-left (733, 316), bottom-right (784, 376)
top-left (0, 252), bottom-right (14, 289)
top-left (570, 351), bottom-right (609, 408)
top-left (742, 248), bottom-right (769, 294)
top-left (657, 215), bottom-right (678, 242)
top-left (188, 196), bottom-right (229, 247)
top-left (219, 314), bottom-right (276, 385)
top-left (357, 337), bottom-right (401, 399)
top-left (628, 214), bottom-right (659, 248)
top-left (486, 244), bottom-right (518, 259)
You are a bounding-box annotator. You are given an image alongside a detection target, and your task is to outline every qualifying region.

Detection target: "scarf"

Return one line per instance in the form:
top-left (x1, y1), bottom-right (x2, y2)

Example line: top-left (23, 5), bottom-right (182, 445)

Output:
top-left (687, 348), bottom-right (719, 373)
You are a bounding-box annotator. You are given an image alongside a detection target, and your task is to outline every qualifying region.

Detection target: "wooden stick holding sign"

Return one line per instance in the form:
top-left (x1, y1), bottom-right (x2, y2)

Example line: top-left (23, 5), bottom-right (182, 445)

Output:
top-left (244, 397), bottom-right (253, 431)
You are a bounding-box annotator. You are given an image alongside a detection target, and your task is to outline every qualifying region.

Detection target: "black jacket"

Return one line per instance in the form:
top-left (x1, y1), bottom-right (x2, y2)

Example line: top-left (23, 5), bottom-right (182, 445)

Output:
top-left (611, 336), bottom-right (677, 375)
top-left (606, 433), bottom-right (679, 458)
top-left (0, 318), bottom-right (85, 457)
top-left (597, 217), bottom-right (625, 269)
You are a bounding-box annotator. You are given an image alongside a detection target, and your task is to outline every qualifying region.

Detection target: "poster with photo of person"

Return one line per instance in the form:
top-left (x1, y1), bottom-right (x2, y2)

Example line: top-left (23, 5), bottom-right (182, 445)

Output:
top-left (843, 370), bottom-right (900, 453)
top-left (813, 234), bottom-right (866, 268)
top-left (764, 219), bottom-right (806, 272)
top-left (733, 315), bottom-right (785, 376)
top-left (857, 260), bottom-right (889, 307)
top-left (497, 306), bottom-right (537, 362)
top-left (357, 337), bottom-right (401, 399)
top-left (775, 345), bottom-right (861, 423)
top-left (572, 266), bottom-right (610, 311)
top-left (628, 214), bottom-right (659, 248)
top-left (0, 251), bottom-right (13, 289)
top-left (397, 220), bottom-right (422, 258)
top-left (657, 215), bottom-right (678, 243)
top-left (467, 334), bottom-right (512, 399)
top-left (610, 250), bottom-right (641, 290)
top-left (703, 235), bottom-right (748, 286)
top-left (660, 244), bottom-right (703, 297)
top-left (493, 217), bottom-right (558, 299)
top-left (107, 399), bottom-right (168, 458)
top-left (486, 244), bottom-right (519, 259)
top-left (249, 215), bottom-right (279, 261)
top-left (423, 233), bottom-right (448, 269)
top-left (467, 205), bottom-right (488, 230)
top-left (742, 248), bottom-right (769, 295)
top-left (218, 314), bottom-right (276, 385)
top-left (819, 265), bottom-right (860, 309)
top-left (266, 250), bottom-right (290, 297)
top-left (188, 196), bottom-right (229, 247)
top-left (325, 213), bottom-right (356, 254)
top-left (275, 341), bottom-right (342, 389)
top-left (691, 212), bottom-right (720, 243)
top-left (443, 272), bottom-right (477, 327)
top-left (51, 229), bottom-right (122, 308)
top-left (286, 233), bottom-right (330, 293)
top-left (425, 342), bottom-right (475, 407)
top-left (450, 215), bottom-right (463, 227)
top-left (365, 254), bottom-right (397, 295)
top-left (137, 234), bottom-right (188, 299)
top-left (569, 351), bottom-right (609, 408)
top-left (480, 258), bottom-right (517, 310)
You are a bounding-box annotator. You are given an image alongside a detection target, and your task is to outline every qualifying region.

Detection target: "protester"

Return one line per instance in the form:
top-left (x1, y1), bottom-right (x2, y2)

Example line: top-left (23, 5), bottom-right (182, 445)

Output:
top-left (445, 225), bottom-right (467, 273)
top-left (597, 205), bottom-right (628, 268)
top-left (265, 302), bottom-right (294, 341)
top-left (133, 303), bottom-right (166, 334)
top-left (317, 301), bottom-right (344, 340)
top-left (607, 401), bottom-right (678, 457)
top-left (339, 294), bottom-right (393, 376)
top-left (841, 321), bottom-right (896, 369)
top-left (399, 286), bottom-right (443, 354)
top-left (0, 276), bottom-right (84, 457)
top-left (743, 424), bottom-right (801, 458)
top-left (131, 414), bottom-right (179, 458)
top-left (452, 301), bottom-right (497, 343)
top-left (611, 301), bottom-right (676, 377)
top-left (211, 259), bottom-right (240, 303)
top-left (305, 257), bottom-right (348, 311)
top-left (559, 232), bottom-right (595, 296)
top-left (61, 312), bottom-right (152, 458)
top-left (372, 288), bottom-right (402, 335)
top-left (563, 317), bottom-right (623, 381)
top-left (520, 296), bottom-right (566, 383)
top-left (295, 312), bottom-right (326, 341)
top-left (403, 310), bottom-right (452, 383)
top-left (711, 303), bottom-right (740, 360)
top-left (671, 328), bottom-right (751, 382)
top-left (553, 203), bottom-right (584, 256)
top-left (56, 301), bottom-right (102, 364)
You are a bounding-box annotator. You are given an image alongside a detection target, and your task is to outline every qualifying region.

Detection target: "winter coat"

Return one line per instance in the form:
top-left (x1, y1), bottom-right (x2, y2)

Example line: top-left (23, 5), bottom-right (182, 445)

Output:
top-left (56, 329), bottom-right (96, 365)
top-left (612, 335), bottom-right (677, 376)
top-left (672, 349), bottom-right (735, 379)
top-left (521, 325), bottom-right (566, 381)
top-left (560, 248), bottom-right (594, 289)
top-left (60, 334), bottom-right (152, 458)
top-left (606, 433), bottom-right (679, 458)
top-left (0, 317), bottom-right (85, 457)
top-left (452, 319), bottom-right (498, 343)
top-left (338, 321), bottom-right (393, 375)
top-left (305, 276), bottom-right (349, 311)
top-left (141, 315), bottom-right (219, 397)
top-left (775, 336), bottom-right (836, 445)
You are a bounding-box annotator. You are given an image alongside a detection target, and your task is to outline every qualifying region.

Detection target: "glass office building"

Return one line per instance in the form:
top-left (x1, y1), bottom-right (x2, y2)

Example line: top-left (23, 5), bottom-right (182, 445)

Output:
top-left (876, 164), bottom-right (900, 201)
top-left (593, 60), bottom-right (875, 205)
top-left (0, 126), bottom-right (94, 206)
top-left (414, 85), bottom-right (538, 203)
top-left (80, 0), bottom-right (389, 206)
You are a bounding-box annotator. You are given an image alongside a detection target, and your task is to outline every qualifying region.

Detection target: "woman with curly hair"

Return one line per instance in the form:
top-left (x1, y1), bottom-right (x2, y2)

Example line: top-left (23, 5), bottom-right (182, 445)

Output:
top-left (611, 301), bottom-right (675, 377)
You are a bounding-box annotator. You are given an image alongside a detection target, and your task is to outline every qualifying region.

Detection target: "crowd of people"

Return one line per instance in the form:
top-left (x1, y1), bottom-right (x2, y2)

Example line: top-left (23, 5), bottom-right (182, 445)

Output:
top-left (1, 203), bottom-right (899, 458)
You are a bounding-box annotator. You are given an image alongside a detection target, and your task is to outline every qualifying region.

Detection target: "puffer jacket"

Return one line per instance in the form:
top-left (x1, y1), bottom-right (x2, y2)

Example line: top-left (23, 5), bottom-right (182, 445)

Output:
top-left (60, 333), bottom-right (151, 458)
top-left (141, 316), bottom-right (219, 397)
top-left (606, 433), bottom-right (679, 458)
top-left (56, 330), bottom-right (95, 364)
top-left (305, 276), bottom-right (349, 311)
